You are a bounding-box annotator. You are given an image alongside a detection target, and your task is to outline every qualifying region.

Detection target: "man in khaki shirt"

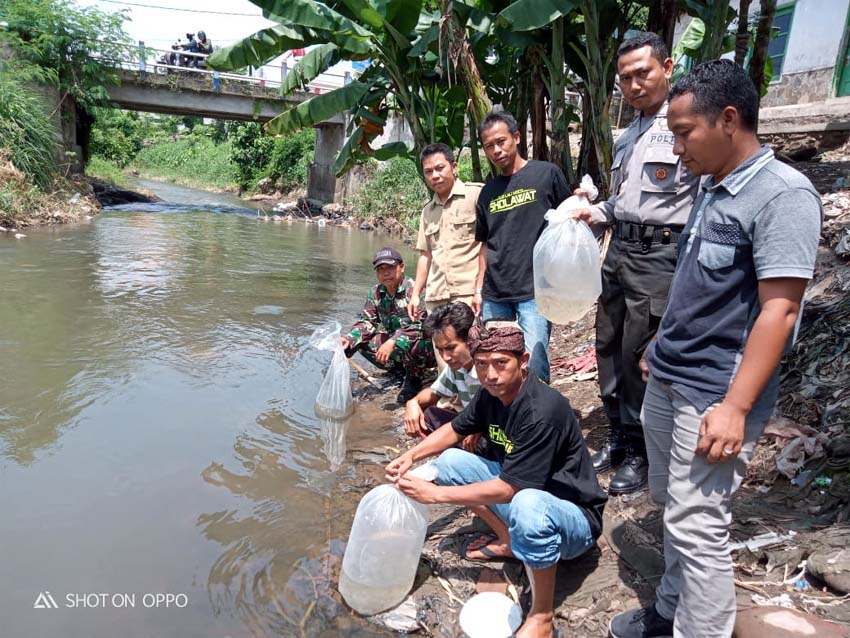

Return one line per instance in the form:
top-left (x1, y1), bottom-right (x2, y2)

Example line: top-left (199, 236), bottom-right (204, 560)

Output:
top-left (408, 144), bottom-right (482, 364)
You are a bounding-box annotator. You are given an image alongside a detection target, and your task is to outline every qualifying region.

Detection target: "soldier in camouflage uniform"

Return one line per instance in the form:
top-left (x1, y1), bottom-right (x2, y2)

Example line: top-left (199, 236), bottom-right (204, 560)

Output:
top-left (342, 247), bottom-right (436, 402)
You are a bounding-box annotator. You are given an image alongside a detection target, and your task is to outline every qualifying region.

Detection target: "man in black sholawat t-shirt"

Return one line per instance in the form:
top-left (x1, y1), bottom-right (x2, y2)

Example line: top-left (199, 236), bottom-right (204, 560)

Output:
top-left (472, 111), bottom-right (571, 384)
top-left (386, 321), bottom-right (607, 638)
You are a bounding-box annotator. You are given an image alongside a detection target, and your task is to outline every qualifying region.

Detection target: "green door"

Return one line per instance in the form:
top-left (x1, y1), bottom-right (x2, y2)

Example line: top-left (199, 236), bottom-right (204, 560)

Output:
top-left (840, 14), bottom-right (850, 96)
top-left (841, 46), bottom-right (850, 96)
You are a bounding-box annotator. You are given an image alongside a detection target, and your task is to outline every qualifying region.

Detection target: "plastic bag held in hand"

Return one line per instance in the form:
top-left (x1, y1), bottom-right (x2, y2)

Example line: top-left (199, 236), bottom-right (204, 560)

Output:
top-left (533, 174), bottom-right (602, 324)
top-left (339, 483), bottom-right (429, 615)
top-left (309, 321), bottom-right (354, 418)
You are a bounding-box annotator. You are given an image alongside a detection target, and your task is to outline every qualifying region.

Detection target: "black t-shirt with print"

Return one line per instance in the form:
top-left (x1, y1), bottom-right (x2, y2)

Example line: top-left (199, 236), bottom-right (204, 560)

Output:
top-left (475, 160), bottom-right (570, 302)
top-left (451, 372), bottom-right (608, 538)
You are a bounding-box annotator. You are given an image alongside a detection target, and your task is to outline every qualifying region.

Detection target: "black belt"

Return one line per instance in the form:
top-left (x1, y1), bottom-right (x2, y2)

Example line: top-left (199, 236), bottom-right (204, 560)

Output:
top-left (614, 220), bottom-right (684, 251)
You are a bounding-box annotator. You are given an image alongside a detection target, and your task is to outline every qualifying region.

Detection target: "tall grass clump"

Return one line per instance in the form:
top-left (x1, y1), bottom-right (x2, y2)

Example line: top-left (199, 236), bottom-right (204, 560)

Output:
top-left (347, 157), bottom-right (428, 233)
top-left (85, 156), bottom-right (128, 186)
top-left (132, 136), bottom-right (236, 190)
top-left (0, 73), bottom-right (56, 189)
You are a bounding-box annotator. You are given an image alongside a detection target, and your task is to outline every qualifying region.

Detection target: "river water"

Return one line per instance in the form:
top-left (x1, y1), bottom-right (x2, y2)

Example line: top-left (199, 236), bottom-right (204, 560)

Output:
top-left (0, 181), bottom-right (413, 637)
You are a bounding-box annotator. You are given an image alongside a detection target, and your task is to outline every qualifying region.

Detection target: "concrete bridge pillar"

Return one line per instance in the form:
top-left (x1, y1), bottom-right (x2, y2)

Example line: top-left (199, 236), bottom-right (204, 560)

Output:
top-left (307, 122), bottom-right (346, 203)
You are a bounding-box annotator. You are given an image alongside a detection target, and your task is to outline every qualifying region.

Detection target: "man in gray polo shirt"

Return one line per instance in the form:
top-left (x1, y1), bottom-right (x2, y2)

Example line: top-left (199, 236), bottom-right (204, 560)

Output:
top-left (609, 60), bottom-right (822, 638)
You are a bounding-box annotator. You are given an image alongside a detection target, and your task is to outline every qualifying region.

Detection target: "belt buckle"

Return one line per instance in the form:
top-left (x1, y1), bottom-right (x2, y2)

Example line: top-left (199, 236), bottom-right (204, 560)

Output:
top-left (640, 225), bottom-right (653, 254)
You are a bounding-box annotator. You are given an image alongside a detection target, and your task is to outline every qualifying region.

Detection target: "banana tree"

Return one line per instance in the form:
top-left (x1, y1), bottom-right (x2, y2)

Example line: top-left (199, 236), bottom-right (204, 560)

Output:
top-left (208, 0), bottom-right (457, 176)
top-left (494, 0), bottom-right (580, 182)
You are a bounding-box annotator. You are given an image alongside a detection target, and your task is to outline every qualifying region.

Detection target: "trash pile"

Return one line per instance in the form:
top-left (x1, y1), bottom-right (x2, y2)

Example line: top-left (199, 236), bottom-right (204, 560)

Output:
top-left (770, 185), bottom-right (850, 523)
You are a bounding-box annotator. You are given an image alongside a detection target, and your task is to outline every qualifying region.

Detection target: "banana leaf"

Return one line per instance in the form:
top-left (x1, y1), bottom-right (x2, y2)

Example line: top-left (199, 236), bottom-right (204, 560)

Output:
top-left (373, 141), bottom-right (411, 160)
top-left (497, 0), bottom-right (577, 32)
top-left (409, 23), bottom-right (439, 58)
top-left (208, 24), bottom-right (328, 70)
top-left (280, 43), bottom-right (344, 95)
top-left (332, 124), bottom-right (366, 175)
top-left (251, 0), bottom-right (373, 38)
top-left (266, 81), bottom-right (370, 135)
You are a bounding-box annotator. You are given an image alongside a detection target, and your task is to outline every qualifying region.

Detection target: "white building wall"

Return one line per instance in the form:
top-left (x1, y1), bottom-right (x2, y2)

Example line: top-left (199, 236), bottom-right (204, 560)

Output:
top-left (777, 0), bottom-right (848, 74)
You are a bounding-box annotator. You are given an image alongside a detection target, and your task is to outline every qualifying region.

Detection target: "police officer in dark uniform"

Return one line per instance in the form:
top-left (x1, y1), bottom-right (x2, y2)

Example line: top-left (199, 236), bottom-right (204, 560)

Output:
top-left (573, 32), bottom-right (700, 494)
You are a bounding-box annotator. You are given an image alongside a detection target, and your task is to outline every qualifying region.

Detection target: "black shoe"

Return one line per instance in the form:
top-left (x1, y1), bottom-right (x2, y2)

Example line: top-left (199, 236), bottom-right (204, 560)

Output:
top-left (591, 436), bottom-right (627, 473)
top-left (397, 374), bottom-right (422, 403)
top-left (609, 453), bottom-right (648, 495)
top-left (608, 605), bottom-right (673, 638)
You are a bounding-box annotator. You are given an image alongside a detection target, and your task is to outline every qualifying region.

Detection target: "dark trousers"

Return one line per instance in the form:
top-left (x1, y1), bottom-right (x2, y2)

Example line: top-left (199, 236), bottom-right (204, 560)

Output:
top-left (596, 237), bottom-right (677, 452)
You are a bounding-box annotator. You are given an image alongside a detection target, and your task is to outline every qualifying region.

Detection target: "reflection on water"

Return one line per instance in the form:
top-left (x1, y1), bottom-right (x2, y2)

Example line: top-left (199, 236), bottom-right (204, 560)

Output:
top-left (0, 183), bottom-right (413, 637)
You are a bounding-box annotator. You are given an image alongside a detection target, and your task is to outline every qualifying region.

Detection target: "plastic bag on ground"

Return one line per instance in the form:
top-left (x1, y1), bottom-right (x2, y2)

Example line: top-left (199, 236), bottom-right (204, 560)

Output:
top-left (533, 174), bottom-right (602, 324)
top-left (310, 321), bottom-right (354, 418)
top-left (339, 484), bottom-right (429, 615)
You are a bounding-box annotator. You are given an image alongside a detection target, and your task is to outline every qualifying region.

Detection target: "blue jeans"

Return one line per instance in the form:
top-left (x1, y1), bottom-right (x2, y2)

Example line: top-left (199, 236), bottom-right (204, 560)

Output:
top-left (481, 298), bottom-right (551, 383)
top-left (434, 449), bottom-right (594, 570)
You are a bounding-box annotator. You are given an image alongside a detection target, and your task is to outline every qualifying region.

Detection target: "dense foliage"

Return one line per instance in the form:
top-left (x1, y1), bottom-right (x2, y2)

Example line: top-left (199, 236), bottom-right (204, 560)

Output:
top-left (0, 72), bottom-right (56, 189)
top-left (87, 111), bottom-right (315, 194)
top-left (0, 0), bottom-right (131, 111)
top-left (348, 158), bottom-right (429, 233)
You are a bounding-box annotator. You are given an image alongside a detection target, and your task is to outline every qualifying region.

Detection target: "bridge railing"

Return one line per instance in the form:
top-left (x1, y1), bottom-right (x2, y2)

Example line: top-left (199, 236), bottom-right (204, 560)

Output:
top-left (94, 41), bottom-right (350, 96)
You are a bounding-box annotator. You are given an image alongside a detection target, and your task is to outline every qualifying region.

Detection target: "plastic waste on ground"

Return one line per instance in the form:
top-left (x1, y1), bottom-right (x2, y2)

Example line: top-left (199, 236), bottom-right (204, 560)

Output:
top-left (458, 592), bottom-right (522, 638)
top-left (309, 321), bottom-right (354, 419)
top-left (533, 174), bottom-right (603, 324)
top-left (339, 476), bottom-right (431, 615)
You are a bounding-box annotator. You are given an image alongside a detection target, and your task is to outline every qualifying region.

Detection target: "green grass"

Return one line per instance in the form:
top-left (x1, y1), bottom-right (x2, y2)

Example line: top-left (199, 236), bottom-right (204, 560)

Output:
top-left (131, 136), bottom-right (237, 191)
top-left (85, 156), bottom-right (128, 186)
top-left (0, 72), bottom-right (56, 190)
top-left (347, 157), bottom-right (428, 233)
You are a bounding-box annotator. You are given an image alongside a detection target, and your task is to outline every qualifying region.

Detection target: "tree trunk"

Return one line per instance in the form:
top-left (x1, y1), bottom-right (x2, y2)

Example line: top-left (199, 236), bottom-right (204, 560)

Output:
top-left (647, 0), bottom-right (680, 53)
top-left (698, 0), bottom-right (734, 62)
top-left (531, 70), bottom-right (548, 162)
top-left (749, 0), bottom-right (777, 107)
top-left (577, 0), bottom-right (624, 196)
top-left (734, 0), bottom-right (753, 66)
top-left (438, 1), bottom-right (492, 128)
top-left (468, 112), bottom-right (484, 182)
top-left (546, 18), bottom-right (576, 184)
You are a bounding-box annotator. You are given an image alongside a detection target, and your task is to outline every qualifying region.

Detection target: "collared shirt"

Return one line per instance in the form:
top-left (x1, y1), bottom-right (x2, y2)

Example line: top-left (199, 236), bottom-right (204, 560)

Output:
top-left (416, 179), bottom-right (482, 302)
top-left (647, 146), bottom-right (823, 413)
top-left (431, 363), bottom-right (480, 408)
top-left (345, 277), bottom-right (427, 354)
top-left (591, 101), bottom-right (700, 226)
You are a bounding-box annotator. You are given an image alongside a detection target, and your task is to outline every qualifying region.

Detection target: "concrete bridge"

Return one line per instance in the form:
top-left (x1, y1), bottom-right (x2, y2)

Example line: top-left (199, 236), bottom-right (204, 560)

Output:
top-left (107, 68), bottom-right (344, 124)
top-left (88, 46), bottom-right (349, 202)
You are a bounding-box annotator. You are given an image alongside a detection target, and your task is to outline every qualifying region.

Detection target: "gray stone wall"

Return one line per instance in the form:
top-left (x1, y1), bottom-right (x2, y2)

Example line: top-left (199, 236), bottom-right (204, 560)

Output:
top-left (762, 67), bottom-right (836, 108)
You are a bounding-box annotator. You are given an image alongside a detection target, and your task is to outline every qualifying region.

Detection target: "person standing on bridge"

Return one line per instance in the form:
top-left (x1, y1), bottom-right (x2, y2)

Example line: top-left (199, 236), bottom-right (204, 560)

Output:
top-left (196, 31), bottom-right (213, 55)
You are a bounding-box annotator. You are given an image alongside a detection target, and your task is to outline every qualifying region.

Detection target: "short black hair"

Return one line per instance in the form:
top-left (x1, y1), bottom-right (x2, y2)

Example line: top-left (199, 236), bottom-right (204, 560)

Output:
top-left (478, 110), bottom-right (518, 139)
top-left (423, 302), bottom-right (475, 341)
top-left (669, 59), bottom-right (759, 132)
top-left (419, 142), bottom-right (454, 166)
top-left (618, 31), bottom-right (669, 63)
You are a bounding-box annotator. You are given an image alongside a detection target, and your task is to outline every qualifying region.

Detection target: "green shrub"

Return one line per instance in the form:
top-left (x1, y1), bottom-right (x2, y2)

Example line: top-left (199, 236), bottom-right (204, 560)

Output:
top-left (0, 73), bottom-right (56, 189)
top-left (85, 156), bottom-right (128, 186)
top-left (348, 157), bottom-right (428, 232)
top-left (263, 129), bottom-right (314, 191)
top-left (228, 122), bottom-right (274, 190)
top-left (132, 135), bottom-right (236, 190)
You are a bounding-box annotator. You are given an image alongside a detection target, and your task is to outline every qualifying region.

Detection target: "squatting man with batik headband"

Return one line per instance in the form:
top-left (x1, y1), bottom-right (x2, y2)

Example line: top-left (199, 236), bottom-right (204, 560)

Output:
top-left (386, 321), bottom-right (607, 638)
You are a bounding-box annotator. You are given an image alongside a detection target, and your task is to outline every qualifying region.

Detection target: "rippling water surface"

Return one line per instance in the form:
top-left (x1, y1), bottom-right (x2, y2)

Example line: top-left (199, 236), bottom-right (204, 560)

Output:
top-left (0, 182), bottom-right (410, 638)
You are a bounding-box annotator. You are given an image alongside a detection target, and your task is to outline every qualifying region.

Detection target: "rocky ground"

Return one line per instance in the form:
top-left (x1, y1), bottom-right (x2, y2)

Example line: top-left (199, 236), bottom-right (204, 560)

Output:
top-left (337, 150), bottom-right (850, 637)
